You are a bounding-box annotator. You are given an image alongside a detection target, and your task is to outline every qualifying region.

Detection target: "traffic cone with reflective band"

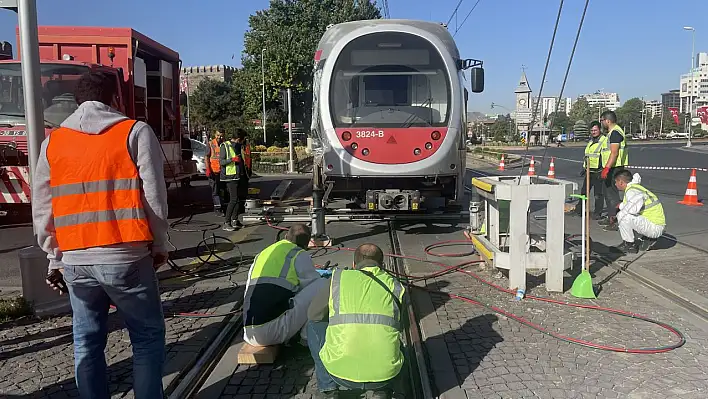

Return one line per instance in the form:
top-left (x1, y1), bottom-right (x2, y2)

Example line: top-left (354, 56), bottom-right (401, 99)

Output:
top-left (678, 169), bottom-right (703, 206)
top-left (547, 157), bottom-right (556, 179)
top-left (498, 154), bottom-right (505, 171)
top-left (528, 156), bottom-right (536, 176)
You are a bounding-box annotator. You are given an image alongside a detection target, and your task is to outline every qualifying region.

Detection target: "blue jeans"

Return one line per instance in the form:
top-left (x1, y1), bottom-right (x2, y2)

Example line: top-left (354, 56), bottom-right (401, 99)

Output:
top-left (307, 320), bottom-right (392, 393)
top-left (63, 255), bottom-right (166, 399)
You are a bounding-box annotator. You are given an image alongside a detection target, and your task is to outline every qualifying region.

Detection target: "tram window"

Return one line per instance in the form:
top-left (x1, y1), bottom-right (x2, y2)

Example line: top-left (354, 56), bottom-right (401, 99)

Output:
top-left (363, 75), bottom-right (409, 106)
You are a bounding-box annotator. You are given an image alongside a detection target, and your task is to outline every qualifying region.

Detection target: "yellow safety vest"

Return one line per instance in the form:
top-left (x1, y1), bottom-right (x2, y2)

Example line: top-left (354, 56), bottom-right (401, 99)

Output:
top-left (584, 135), bottom-right (607, 170)
top-left (602, 125), bottom-right (628, 167)
top-left (622, 183), bottom-right (665, 226)
top-left (221, 142), bottom-right (240, 180)
top-left (320, 266), bottom-right (405, 383)
top-left (248, 240), bottom-right (302, 291)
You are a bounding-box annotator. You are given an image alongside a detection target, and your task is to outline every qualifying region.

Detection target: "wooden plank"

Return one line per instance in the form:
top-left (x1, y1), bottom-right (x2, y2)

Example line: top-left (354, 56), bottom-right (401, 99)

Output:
top-left (237, 343), bottom-right (280, 364)
top-left (270, 180), bottom-right (292, 201)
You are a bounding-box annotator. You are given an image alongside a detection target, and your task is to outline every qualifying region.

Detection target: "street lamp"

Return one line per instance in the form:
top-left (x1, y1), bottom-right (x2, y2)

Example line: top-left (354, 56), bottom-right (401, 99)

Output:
top-left (261, 48), bottom-right (267, 143)
top-left (684, 26), bottom-right (695, 148)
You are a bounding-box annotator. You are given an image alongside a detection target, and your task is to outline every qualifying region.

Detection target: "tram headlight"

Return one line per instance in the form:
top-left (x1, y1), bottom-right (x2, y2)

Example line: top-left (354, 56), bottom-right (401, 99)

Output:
top-left (431, 131), bottom-right (441, 140)
top-left (413, 148), bottom-right (421, 156)
top-left (342, 131), bottom-right (352, 141)
top-left (425, 142), bottom-right (433, 150)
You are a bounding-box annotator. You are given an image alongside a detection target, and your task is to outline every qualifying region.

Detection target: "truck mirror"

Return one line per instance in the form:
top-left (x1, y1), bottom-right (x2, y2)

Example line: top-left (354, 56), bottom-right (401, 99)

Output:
top-left (471, 68), bottom-right (484, 93)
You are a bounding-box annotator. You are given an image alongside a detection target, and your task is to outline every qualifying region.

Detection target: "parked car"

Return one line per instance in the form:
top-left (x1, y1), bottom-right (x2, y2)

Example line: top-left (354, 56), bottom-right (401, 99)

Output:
top-left (190, 139), bottom-right (207, 175)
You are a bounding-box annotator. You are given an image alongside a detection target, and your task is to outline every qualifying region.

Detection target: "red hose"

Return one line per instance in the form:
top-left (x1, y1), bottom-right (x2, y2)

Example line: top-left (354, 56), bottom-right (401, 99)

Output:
top-left (265, 216), bottom-right (685, 353)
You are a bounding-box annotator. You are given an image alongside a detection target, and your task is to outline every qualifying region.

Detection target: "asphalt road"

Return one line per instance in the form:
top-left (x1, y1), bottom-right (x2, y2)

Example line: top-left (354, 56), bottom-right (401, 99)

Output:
top-left (0, 175), bottom-right (311, 289)
top-left (505, 142), bottom-right (708, 252)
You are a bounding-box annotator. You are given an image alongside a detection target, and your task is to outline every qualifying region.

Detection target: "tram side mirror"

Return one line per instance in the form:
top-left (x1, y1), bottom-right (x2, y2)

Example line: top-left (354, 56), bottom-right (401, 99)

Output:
top-left (471, 68), bottom-right (484, 93)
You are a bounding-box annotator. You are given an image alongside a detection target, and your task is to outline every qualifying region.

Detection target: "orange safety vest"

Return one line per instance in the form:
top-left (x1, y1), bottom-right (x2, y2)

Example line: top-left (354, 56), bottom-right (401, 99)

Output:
top-left (46, 119), bottom-right (153, 252)
top-left (209, 139), bottom-right (221, 172)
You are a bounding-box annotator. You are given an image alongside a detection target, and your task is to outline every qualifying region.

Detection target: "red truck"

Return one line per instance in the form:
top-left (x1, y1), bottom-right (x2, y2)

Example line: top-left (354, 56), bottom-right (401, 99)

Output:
top-left (0, 26), bottom-right (195, 216)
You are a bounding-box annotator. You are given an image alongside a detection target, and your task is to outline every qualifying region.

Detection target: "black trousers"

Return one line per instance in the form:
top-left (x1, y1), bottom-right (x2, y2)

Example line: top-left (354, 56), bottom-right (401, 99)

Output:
top-left (237, 176), bottom-right (249, 214)
top-left (577, 171), bottom-right (605, 216)
top-left (225, 180), bottom-right (243, 223)
top-left (209, 174), bottom-right (225, 209)
top-left (602, 167), bottom-right (621, 218)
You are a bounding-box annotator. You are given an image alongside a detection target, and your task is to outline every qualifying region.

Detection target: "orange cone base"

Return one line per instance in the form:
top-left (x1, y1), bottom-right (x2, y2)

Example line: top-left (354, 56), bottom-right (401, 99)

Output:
top-left (678, 200), bottom-right (704, 206)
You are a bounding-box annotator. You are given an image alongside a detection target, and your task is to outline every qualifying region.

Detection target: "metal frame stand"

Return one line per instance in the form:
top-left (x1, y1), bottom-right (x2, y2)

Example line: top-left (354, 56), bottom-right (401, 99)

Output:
top-left (310, 165), bottom-right (331, 247)
top-left (468, 175), bottom-right (576, 292)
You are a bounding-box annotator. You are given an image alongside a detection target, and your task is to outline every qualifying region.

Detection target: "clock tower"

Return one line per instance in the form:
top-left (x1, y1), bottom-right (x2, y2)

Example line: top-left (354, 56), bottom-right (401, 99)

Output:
top-left (514, 71), bottom-right (533, 135)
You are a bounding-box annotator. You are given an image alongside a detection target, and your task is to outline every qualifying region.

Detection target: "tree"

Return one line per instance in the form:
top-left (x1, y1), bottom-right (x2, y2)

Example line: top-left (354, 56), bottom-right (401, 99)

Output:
top-left (548, 111), bottom-right (572, 132)
top-left (615, 97), bottom-right (643, 134)
top-left (573, 120), bottom-right (589, 139)
top-left (491, 115), bottom-right (513, 142)
top-left (189, 77), bottom-right (247, 134)
top-left (569, 98), bottom-right (599, 125)
top-left (239, 0), bottom-right (382, 126)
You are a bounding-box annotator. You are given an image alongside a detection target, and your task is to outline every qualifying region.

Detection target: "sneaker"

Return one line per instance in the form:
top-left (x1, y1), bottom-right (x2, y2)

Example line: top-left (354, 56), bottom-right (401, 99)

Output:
top-left (222, 223), bottom-right (235, 232)
top-left (597, 217), bottom-right (611, 226)
top-left (214, 208), bottom-right (224, 217)
top-left (614, 241), bottom-right (638, 254)
top-left (371, 390), bottom-right (391, 399)
top-left (591, 213), bottom-right (604, 220)
top-left (316, 390), bottom-right (339, 399)
top-left (232, 220), bottom-right (244, 228)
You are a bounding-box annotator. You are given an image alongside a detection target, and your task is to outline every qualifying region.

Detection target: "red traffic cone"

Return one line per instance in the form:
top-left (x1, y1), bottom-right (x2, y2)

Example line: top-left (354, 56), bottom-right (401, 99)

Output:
top-left (547, 157), bottom-right (556, 179)
top-left (528, 156), bottom-right (536, 176)
top-left (678, 169), bottom-right (703, 206)
top-left (498, 154), bottom-right (505, 171)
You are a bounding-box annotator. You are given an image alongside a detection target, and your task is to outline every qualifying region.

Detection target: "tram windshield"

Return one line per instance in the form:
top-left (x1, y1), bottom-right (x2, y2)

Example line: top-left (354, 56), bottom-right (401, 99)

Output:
top-left (329, 32), bottom-right (451, 128)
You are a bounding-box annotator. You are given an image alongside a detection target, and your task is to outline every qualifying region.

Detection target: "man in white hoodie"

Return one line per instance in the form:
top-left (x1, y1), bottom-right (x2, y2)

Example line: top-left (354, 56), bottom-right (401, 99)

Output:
top-left (613, 169), bottom-right (666, 254)
top-left (33, 71), bottom-right (174, 399)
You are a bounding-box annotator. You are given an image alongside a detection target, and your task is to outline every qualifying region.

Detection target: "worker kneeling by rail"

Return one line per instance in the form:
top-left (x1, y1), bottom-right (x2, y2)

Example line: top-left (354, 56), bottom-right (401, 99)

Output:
top-left (612, 169), bottom-right (665, 254)
top-left (306, 244), bottom-right (406, 399)
top-left (243, 224), bottom-right (329, 346)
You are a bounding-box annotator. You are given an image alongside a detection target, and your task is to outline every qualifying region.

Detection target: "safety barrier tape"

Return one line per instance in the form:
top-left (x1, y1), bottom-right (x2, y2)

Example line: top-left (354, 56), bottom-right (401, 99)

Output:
top-left (622, 166), bottom-right (708, 172)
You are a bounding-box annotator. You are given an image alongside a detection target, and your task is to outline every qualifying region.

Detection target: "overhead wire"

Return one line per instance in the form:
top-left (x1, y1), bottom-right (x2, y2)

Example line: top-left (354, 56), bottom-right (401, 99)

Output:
top-left (535, 0), bottom-right (591, 172)
top-left (445, 0), bottom-right (465, 27)
top-left (453, 0), bottom-right (483, 37)
top-left (517, 0), bottom-right (565, 180)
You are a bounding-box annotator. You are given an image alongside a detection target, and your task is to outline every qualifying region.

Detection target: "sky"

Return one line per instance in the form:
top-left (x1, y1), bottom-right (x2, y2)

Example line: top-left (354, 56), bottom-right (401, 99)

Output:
top-left (1, 0), bottom-right (707, 114)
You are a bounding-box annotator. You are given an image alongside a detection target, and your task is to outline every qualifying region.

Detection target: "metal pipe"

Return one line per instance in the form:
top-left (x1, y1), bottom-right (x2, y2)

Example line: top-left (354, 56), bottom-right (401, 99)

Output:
top-left (261, 48), bottom-right (267, 143)
top-left (17, 0), bottom-right (44, 236)
top-left (287, 87), bottom-right (295, 173)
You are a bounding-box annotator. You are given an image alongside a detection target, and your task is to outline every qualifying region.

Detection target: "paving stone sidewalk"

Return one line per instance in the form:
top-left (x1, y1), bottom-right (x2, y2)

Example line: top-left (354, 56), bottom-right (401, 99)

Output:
top-left (398, 223), bottom-right (708, 399)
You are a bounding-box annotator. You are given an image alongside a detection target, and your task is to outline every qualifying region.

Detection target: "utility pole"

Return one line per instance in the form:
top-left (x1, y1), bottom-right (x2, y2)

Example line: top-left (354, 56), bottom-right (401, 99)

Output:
top-left (261, 48), bottom-right (267, 143)
top-left (4, 0), bottom-right (69, 316)
top-left (684, 26), bottom-right (695, 147)
top-left (287, 87), bottom-right (295, 173)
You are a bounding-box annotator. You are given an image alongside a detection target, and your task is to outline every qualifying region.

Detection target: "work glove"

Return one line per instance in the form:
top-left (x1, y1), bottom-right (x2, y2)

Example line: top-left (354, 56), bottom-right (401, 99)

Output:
top-left (600, 167), bottom-right (610, 180)
top-left (232, 156), bottom-right (240, 162)
top-left (205, 168), bottom-right (211, 177)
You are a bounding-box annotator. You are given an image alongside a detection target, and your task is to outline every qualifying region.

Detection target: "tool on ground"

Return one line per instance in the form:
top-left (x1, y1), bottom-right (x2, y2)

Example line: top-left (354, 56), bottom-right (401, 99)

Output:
top-left (498, 154), bottom-right (505, 171)
top-left (528, 156), bottom-right (536, 176)
top-left (570, 159), bottom-right (596, 299)
top-left (677, 168), bottom-right (703, 207)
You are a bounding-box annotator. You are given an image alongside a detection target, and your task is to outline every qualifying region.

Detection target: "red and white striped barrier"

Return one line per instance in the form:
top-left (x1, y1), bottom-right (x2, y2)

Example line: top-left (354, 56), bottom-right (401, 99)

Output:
top-left (623, 166), bottom-right (708, 172)
top-left (0, 166), bottom-right (31, 204)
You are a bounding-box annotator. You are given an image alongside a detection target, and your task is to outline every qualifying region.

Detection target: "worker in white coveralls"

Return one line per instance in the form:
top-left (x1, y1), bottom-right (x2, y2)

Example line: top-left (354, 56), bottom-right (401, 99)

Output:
top-left (612, 169), bottom-right (666, 255)
top-left (243, 223), bottom-right (329, 346)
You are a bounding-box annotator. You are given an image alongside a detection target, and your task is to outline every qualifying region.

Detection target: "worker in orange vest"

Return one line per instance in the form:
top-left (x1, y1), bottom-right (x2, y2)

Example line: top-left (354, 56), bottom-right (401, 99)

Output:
top-left (205, 130), bottom-right (226, 216)
top-left (34, 71), bottom-right (173, 399)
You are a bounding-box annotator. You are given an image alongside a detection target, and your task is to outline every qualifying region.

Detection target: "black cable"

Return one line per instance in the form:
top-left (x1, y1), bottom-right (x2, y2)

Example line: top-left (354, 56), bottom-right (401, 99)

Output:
top-left (445, 0), bottom-right (465, 27)
top-left (536, 0), bottom-right (591, 170)
top-left (517, 0), bottom-right (565, 179)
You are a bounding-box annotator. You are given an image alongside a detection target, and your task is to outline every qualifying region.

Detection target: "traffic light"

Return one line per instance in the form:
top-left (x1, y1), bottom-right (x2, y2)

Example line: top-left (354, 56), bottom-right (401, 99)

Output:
top-left (279, 89), bottom-right (289, 112)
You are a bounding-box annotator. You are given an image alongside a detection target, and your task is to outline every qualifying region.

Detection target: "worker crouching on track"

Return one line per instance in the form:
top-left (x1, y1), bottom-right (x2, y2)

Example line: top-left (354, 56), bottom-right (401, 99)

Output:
top-left (243, 224), bottom-right (328, 346)
top-left (612, 169), bottom-right (665, 254)
top-left (306, 244), bottom-right (406, 399)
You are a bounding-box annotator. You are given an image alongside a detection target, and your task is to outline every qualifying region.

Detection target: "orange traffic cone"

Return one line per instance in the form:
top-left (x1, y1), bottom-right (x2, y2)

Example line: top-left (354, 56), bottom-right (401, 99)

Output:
top-left (498, 154), bottom-right (505, 171)
top-left (528, 156), bottom-right (536, 176)
top-left (547, 157), bottom-right (556, 179)
top-left (678, 169), bottom-right (703, 206)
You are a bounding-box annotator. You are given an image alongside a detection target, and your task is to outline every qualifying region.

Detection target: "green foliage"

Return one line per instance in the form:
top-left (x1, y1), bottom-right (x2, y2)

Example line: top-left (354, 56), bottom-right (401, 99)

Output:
top-left (547, 111), bottom-right (572, 132)
top-left (615, 97), bottom-right (643, 133)
top-left (189, 77), bottom-right (246, 134)
top-left (490, 115), bottom-right (513, 142)
top-left (569, 98), bottom-right (601, 126)
top-left (240, 0), bottom-right (382, 123)
top-left (573, 120), bottom-right (588, 138)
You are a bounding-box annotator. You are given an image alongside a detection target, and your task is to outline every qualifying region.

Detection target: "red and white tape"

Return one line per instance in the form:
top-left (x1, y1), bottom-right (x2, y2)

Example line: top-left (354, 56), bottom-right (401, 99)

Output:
top-left (626, 166), bottom-right (708, 172)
